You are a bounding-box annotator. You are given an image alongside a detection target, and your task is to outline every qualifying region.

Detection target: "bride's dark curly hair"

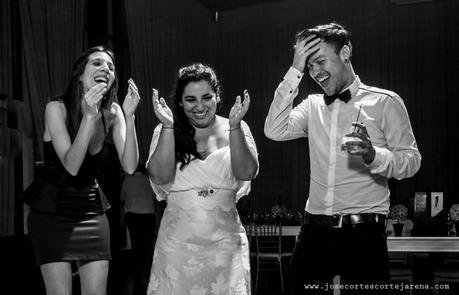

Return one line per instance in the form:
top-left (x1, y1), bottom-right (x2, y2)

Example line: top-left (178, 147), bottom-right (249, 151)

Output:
top-left (171, 63), bottom-right (222, 169)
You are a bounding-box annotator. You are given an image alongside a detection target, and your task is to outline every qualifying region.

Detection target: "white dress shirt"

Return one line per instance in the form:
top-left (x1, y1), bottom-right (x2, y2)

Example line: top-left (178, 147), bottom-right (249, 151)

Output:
top-left (265, 67), bottom-right (421, 215)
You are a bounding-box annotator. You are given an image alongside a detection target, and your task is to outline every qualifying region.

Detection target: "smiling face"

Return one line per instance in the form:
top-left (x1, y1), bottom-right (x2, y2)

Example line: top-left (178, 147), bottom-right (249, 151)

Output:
top-left (80, 52), bottom-right (115, 93)
top-left (181, 80), bottom-right (220, 128)
top-left (307, 40), bottom-right (352, 96)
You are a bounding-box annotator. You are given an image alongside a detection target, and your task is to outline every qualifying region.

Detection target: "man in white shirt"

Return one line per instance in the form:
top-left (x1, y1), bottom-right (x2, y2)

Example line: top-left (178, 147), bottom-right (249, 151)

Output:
top-left (264, 22), bottom-right (421, 294)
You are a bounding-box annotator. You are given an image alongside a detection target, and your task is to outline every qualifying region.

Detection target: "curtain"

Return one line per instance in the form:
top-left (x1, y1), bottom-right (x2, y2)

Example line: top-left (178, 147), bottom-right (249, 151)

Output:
top-left (0, 0), bottom-right (15, 235)
top-left (386, 0), bottom-right (459, 203)
top-left (124, 0), bottom-right (211, 163)
top-left (19, 0), bottom-right (85, 160)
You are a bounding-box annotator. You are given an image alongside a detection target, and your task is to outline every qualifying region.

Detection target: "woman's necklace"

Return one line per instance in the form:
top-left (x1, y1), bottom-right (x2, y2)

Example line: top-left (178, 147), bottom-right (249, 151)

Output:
top-left (197, 146), bottom-right (211, 159)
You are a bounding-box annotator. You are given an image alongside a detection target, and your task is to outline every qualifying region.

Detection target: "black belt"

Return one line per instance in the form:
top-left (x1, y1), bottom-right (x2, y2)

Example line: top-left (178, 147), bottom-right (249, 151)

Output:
top-left (303, 212), bottom-right (386, 228)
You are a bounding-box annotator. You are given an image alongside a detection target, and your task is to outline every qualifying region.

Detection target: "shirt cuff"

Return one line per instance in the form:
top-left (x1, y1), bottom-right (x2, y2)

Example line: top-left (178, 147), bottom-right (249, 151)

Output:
top-left (366, 146), bottom-right (390, 172)
top-left (284, 67), bottom-right (304, 86)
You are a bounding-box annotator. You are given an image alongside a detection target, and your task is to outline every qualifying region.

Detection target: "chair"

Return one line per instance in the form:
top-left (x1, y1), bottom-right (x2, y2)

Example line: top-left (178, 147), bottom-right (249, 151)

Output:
top-left (243, 223), bottom-right (259, 260)
top-left (254, 223), bottom-right (293, 294)
top-left (433, 253), bottom-right (459, 295)
top-left (243, 223), bottom-right (257, 294)
top-left (243, 223), bottom-right (256, 250)
top-left (388, 252), bottom-right (414, 295)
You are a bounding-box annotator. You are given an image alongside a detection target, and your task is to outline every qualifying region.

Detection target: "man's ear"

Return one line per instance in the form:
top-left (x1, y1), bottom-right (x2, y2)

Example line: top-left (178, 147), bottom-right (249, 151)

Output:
top-left (340, 45), bottom-right (351, 63)
top-left (216, 95), bottom-right (221, 103)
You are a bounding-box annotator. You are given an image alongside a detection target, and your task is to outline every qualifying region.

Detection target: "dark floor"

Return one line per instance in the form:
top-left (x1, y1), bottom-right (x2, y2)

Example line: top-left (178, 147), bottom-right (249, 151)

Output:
top-left (2, 234), bottom-right (285, 295)
top-left (2, 235), bottom-right (458, 295)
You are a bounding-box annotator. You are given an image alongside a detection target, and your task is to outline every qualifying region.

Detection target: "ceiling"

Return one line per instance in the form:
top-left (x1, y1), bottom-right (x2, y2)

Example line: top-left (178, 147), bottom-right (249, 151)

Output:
top-left (194, 0), bottom-right (439, 11)
top-left (194, 0), bottom-right (286, 12)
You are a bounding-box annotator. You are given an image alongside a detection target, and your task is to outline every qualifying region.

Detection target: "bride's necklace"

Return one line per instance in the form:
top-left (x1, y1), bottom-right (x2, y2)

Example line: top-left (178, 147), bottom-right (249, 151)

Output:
top-left (197, 146), bottom-right (211, 159)
top-left (196, 133), bottom-right (220, 159)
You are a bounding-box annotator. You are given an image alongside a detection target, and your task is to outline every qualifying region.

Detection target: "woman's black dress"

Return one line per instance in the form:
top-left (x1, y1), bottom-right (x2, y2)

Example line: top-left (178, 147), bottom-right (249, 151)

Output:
top-left (28, 141), bottom-right (111, 265)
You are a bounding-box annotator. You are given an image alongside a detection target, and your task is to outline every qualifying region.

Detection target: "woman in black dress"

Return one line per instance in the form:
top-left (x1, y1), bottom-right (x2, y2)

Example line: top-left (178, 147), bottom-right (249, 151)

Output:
top-left (28, 46), bottom-right (139, 295)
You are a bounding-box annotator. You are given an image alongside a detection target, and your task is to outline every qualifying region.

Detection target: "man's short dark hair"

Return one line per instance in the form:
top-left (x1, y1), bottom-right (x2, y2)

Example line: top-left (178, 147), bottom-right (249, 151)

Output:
top-left (295, 22), bottom-right (352, 57)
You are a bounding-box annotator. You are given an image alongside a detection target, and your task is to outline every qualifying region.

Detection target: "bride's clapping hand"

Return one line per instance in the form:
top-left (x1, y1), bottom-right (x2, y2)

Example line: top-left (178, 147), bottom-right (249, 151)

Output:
top-left (152, 88), bottom-right (174, 128)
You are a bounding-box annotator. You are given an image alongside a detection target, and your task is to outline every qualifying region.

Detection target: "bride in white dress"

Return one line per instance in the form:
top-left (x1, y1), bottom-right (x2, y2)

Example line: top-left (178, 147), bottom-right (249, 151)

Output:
top-left (146, 63), bottom-right (259, 295)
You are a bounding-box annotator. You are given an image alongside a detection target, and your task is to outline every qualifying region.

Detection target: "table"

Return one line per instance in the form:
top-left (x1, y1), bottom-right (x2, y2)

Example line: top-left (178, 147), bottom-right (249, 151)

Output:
top-left (281, 226), bottom-right (459, 252)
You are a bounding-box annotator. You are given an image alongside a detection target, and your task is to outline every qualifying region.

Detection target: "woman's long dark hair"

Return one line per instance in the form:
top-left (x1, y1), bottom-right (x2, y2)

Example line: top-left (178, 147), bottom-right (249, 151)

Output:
top-left (53, 46), bottom-right (119, 140)
top-left (172, 63), bottom-right (222, 170)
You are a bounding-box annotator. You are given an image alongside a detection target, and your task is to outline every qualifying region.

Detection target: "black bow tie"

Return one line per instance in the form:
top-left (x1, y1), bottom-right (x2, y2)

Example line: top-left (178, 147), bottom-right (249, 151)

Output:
top-left (324, 89), bottom-right (351, 105)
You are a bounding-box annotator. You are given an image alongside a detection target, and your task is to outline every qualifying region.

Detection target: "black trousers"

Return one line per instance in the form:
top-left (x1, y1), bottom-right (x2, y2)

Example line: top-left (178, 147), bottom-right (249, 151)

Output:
top-left (288, 223), bottom-right (390, 295)
top-left (125, 212), bottom-right (157, 295)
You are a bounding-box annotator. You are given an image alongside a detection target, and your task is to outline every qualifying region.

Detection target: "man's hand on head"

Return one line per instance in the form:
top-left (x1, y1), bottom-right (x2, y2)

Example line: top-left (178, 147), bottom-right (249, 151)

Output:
top-left (292, 35), bottom-right (320, 73)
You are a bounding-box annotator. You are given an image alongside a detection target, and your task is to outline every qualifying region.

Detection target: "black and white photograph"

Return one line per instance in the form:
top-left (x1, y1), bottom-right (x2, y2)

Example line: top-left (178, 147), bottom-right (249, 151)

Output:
top-left (1, 0), bottom-right (458, 294)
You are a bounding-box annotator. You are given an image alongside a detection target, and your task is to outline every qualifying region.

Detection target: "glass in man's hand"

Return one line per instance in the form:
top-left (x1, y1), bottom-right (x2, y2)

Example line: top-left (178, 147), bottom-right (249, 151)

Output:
top-left (341, 105), bottom-right (363, 152)
top-left (341, 135), bottom-right (362, 152)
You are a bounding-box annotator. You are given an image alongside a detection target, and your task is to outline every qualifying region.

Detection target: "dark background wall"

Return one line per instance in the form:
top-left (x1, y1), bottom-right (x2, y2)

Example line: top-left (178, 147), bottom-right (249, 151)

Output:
top-left (1, 0), bottom-right (458, 236)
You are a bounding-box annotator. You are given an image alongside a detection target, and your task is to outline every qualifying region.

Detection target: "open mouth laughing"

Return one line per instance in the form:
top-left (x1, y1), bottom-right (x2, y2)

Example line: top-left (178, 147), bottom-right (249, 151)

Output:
top-left (94, 74), bottom-right (109, 84)
top-left (315, 74), bottom-right (330, 88)
top-left (193, 111), bottom-right (207, 120)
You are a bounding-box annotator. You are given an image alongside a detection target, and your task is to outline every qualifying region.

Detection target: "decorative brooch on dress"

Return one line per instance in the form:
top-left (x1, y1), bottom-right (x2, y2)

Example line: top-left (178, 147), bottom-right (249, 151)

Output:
top-left (197, 188), bottom-right (215, 198)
